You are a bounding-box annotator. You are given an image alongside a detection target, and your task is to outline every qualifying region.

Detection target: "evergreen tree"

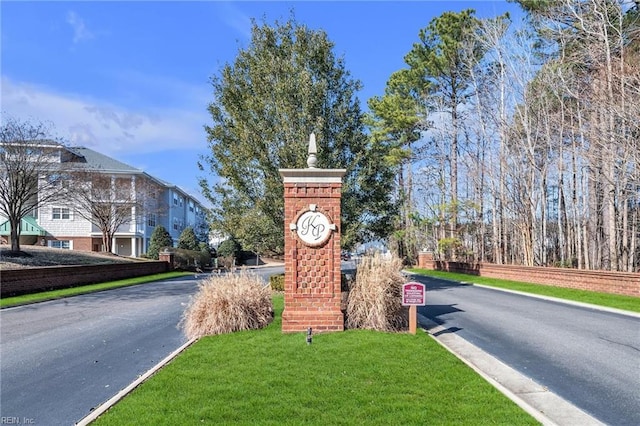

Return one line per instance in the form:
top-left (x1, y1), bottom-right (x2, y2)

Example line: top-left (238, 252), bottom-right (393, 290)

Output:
top-left (178, 227), bottom-right (199, 251)
top-left (217, 238), bottom-right (242, 259)
top-left (148, 225), bottom-right (173, 260)
top-left (367, 68), bottom-right (426, 262)
top-left (199, 16), bottom-right (396, 253)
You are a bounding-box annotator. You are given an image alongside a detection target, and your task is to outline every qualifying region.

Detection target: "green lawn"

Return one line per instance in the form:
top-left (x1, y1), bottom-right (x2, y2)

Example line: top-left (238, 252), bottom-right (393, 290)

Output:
top-left (94, 295), bottom-right (537, 425)
top-left (408, 268), bottom-right (640, 313)
top-left (0, 271), bottom-right (192, 308)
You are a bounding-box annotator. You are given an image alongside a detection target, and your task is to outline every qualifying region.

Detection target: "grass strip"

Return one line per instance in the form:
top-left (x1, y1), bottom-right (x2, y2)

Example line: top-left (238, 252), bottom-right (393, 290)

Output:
top-left (408, 268), bottom-right (640, 313)
top-left (94, 294), bottom-right (537, 426)
top-left (0, 271), bottom-right (192, 308)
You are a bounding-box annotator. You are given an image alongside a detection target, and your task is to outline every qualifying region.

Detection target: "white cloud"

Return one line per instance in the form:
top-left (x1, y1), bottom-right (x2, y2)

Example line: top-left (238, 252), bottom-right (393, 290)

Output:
top-left (214, 2), bottom-right (252, 39)
top-left (1, 76), bottom-right (209, 156)
top-left (66, 11), bottom-right (94, 44)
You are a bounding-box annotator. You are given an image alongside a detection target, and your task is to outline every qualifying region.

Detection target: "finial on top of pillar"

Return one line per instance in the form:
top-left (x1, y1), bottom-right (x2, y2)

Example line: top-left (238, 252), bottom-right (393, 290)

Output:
top-left (307, 133), bottom-right (317, 168)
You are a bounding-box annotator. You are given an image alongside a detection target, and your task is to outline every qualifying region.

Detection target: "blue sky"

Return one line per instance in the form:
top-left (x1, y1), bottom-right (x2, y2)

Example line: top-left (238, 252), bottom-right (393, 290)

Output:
top-left (1, 1), bottom-right (522, 204)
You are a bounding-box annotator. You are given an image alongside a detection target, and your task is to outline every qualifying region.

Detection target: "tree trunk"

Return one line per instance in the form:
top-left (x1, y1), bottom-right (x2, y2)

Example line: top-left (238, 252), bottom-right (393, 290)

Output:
top-left (10, 218), bottom-right (20, 252)
top-left (450, 105), bottom-right (458, 239)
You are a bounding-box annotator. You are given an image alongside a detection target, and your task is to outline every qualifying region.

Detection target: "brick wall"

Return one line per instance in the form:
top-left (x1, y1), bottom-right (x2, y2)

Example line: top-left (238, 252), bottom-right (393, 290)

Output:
top-left (282, 181), bottom-right (344, 332)
top-left (1, 261), bottom-right (169, 297)
top-left (71, 237), bottom-right (93, 251)
top-left (417, 253), bottom-right (639, 297)
top-left (45, 236), bottom-right (94, 251)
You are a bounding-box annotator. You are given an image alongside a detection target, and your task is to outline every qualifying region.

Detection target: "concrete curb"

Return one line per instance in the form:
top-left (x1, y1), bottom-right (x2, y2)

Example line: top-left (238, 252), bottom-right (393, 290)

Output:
top-left (418, 313), bottom-right (605, 426)
top-left (75, 338), bottom-right (197, 425)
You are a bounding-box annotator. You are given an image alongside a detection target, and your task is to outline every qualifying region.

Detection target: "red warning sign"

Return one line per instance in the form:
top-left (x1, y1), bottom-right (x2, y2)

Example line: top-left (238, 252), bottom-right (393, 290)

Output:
top-left (402, 282), bottom-right (426, 306)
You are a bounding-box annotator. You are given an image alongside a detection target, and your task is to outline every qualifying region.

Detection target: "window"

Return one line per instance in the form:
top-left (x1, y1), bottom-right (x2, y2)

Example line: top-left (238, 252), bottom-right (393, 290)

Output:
top-left (52, 207), bottom-right (71, 220)
top-left (147, 213), bottom-right (156, 227)
top-left (49, 240), bottom-right (71, 249)
top-left (189, 201), bottom-right (194, 212)
top-left (173, 195), bottom-right (178, 206)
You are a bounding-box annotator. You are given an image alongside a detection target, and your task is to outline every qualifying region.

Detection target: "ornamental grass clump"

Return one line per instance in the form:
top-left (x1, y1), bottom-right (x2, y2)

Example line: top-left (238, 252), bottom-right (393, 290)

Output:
top-left (181, 272), bottom-right (273, 339)
top-left (346, 253), bottom-right (408, 332)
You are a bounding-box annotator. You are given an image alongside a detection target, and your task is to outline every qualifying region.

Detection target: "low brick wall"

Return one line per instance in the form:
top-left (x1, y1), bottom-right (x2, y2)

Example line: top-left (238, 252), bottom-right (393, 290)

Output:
top-left (418, 256), bottom-right (639, 298)
top-left (1, 261), bottom-right (169, 297)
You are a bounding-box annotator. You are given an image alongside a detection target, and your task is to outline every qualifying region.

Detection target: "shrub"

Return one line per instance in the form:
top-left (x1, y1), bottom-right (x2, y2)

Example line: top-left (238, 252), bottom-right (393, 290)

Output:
top-left (217, 256), bottom-right (236, 270)
top-left (437, 237), bottom-right (463, 260)
top-left (148, 225), bottom-right (173, 260)
top-left (171, 248), bottom-right (211, 271)
top-left (269, 274), bottom-right (284, 291)
top-left (217, 239), bottom-right (242, 259)
top-left (177, 227), bottom-right (199, 251)
top-left (345, 253), bottom-right (407, 332)
top-left (181, 272), bottom-right (273, 339)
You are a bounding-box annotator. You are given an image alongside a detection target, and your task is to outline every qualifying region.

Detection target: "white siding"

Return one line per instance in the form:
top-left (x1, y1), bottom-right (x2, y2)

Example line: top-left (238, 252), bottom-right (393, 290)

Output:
top-left (38, 205), bottom-right (92, 236)
top-left (17, 146), bottom-right (210, 255)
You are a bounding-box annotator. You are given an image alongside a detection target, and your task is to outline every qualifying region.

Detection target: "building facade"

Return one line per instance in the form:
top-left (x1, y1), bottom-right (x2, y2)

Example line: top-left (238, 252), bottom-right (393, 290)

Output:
top-left (0, 144), bottom-right (209, 257)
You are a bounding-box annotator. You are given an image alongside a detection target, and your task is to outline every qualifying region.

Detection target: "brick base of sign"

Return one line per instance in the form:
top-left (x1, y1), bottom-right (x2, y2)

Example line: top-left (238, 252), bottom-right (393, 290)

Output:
top-left (281, 308), bottom-right (344, 333)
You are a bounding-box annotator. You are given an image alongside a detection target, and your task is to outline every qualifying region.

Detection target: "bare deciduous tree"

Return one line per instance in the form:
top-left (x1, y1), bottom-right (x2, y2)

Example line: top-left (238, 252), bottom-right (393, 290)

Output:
top-left (0, 116), bottom-right (68, 252)
top-left (66, 171), bottom-right (166, 253)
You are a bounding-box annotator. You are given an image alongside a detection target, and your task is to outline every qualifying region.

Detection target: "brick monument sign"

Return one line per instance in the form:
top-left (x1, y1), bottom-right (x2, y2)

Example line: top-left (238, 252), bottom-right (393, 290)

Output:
top-left (279, 134), bottom-right (346, 333)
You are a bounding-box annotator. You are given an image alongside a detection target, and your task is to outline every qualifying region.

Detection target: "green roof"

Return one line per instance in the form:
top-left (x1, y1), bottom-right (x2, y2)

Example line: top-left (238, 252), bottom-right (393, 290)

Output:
top-left (0, 216), bottom-right (46, 236)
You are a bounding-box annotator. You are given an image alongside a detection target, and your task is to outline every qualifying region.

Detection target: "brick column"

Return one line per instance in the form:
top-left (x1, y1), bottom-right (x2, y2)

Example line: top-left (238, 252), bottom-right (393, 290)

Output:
top-left (279, 168), bottom-right (346, 333)
top-left (418, 251), bottom-right (434, 269)
top-left (159, 250), bottom-right (174, 271)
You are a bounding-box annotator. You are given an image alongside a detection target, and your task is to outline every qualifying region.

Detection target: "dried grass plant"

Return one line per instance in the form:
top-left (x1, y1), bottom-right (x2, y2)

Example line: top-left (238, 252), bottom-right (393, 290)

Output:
top-left (181, 271), bottom-right (273, 339)
top-left (345, 253), bottom-right (408, 332)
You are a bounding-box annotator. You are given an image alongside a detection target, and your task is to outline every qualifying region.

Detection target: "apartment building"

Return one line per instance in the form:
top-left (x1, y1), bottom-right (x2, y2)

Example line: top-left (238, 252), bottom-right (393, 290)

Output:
top-left (0, 143), bottom-right (209, 257)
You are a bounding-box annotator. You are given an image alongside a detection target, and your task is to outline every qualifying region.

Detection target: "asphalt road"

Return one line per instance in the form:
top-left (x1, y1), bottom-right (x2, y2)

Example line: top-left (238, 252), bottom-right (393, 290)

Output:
top-left (415, 275), bottom-right (640, 426)
top-left (0, 276), bottom-right (201, 425)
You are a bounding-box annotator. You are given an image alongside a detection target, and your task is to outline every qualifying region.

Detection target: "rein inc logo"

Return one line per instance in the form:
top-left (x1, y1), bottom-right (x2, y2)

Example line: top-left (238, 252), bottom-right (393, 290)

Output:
top-left (1, 418), bottom-right (35, 424)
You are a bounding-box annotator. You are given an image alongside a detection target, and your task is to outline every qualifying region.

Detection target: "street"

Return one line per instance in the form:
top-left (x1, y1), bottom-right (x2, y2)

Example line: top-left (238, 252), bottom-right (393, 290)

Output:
top-left (1, 276), bottom-right (201, 424)
top-left (416, 276), bottom-right (640, 426)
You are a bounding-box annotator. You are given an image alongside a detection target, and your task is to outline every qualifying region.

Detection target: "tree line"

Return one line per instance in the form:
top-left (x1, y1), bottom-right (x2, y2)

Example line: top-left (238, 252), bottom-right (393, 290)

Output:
top-left (367, 0), bottom-right (638, 272)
